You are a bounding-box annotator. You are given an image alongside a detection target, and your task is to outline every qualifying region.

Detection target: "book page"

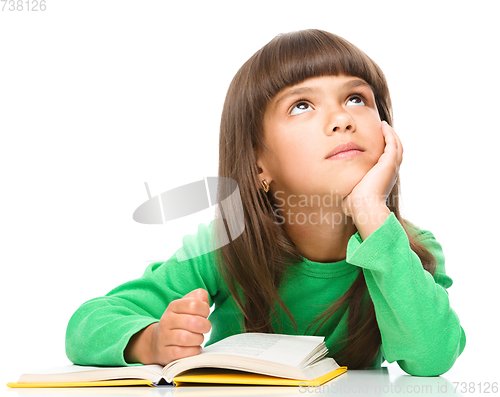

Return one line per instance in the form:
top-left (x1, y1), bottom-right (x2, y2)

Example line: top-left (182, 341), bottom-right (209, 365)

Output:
top-left (16, 364), bottom-right (165, 384)
top-left (18, 364), bottom-right (164, 375)
top-left (203, 333), bottom-right (280, 356)
top-left (202, 333), bottom-right (324, 368)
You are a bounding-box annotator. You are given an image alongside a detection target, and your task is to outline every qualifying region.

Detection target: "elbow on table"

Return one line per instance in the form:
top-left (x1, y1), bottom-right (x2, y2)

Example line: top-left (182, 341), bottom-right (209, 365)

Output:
top-left (397, 327), bottom-right (466, 377)
top-left (398, 358), bottom-right (454, 377)
top-left (65, 332), bottom-right (85, 366)
top-left (65, 321), bottom-right (95, 366)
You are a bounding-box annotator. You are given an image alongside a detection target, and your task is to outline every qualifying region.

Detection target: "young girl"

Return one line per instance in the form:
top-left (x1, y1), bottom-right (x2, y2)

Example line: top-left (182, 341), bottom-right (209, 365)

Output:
top-left (66, 29), bottom-right (465, 377)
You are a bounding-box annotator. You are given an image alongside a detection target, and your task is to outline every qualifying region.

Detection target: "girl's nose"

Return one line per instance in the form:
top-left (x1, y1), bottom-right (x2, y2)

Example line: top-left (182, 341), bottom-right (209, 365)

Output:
top-left (325, 110), bottom-right (356, 136)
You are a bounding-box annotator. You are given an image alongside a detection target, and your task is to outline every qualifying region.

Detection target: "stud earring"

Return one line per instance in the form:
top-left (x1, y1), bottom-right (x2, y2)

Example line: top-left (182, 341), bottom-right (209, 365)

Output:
top-left (261, 179), bottom-right (270, 193)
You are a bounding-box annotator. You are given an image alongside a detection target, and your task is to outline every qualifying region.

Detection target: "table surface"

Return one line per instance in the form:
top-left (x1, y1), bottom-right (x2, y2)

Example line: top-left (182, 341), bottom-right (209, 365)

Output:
top-left (6, 361), bottom-right (491, 397)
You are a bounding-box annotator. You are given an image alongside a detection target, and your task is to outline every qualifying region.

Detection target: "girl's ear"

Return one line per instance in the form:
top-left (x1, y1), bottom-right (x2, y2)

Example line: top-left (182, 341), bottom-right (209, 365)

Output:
top-left (255, 145), bottom-right (274, 190)
top-left (256, 158), bottom-right (273, 187)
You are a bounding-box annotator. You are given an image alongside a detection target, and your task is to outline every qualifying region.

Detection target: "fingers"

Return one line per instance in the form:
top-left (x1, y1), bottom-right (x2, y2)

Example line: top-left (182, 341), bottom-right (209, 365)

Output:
top-left (183, 288), bottom-right (210, 306)
top-left (156, 345), bottom-right (203, 364)
top-left (166, 311), bottom-right (212, 334)
top-left (388, 123), bottom-right (403, 166)
top-left (169, 289), bottom-right (210, 318)
top-left (160, 328), bottom-right (206, 347)
top-left (382, 121), bottom-right (403, 167)
top-left (162, 288), bottom-right (211, 333)
top-left (152, 289), bottom-right (212, 366)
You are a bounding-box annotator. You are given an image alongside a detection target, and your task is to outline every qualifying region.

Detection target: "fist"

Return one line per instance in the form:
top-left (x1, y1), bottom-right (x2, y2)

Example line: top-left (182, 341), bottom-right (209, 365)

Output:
top-left (150, 288), bottom-right (212, 365)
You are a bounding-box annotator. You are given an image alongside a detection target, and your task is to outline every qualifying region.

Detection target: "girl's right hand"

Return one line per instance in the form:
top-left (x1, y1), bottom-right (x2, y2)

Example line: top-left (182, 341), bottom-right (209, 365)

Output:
top-left (125, 288), bottom-right (212, 366)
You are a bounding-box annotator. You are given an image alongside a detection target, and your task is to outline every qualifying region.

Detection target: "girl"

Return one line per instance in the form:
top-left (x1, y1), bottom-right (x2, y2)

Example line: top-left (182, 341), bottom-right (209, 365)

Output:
top-left (66, 29), bottom-right (465, 377)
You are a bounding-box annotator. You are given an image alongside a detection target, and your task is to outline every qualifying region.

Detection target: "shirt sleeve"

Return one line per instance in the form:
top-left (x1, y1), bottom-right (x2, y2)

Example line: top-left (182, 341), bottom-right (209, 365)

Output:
top-left (65, 225), bottom-right (221, 367)
top-left (346, 212), bottom-right (466, 376)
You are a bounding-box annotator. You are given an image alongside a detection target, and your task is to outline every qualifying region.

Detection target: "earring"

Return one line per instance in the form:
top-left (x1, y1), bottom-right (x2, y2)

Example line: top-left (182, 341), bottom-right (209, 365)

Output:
top-left (261, 179), bottom-right (270, 193)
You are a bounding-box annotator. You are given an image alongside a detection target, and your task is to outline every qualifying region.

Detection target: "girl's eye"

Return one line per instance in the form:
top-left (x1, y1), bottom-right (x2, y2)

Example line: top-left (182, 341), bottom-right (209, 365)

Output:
top-left (346, 95), bottom-right (365, 106)
top-left (290, 102), bottom-right (313, 116)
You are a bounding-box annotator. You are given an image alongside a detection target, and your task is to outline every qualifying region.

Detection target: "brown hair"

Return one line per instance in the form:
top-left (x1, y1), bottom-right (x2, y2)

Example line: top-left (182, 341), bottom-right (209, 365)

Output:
top-left (214, 29), bottom-right (436, 369)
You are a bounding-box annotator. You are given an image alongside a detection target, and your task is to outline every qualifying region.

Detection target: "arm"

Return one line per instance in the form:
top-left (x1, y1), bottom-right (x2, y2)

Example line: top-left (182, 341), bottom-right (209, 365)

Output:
top-left (346, 211), bottom-right (466, 376)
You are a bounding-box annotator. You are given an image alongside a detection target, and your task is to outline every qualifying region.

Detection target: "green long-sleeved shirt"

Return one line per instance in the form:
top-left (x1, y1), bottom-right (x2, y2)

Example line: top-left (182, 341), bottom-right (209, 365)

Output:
top-left (65, 212), bottom-right (465, 376)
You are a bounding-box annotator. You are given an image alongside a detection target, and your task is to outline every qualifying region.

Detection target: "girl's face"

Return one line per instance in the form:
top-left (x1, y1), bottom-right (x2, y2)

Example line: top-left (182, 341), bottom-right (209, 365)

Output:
top-left (258, 74), bottom-right (386, 201)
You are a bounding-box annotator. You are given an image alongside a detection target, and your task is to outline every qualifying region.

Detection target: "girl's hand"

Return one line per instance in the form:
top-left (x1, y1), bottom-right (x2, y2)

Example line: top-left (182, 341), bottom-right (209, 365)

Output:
top-left (341, 121), bottom-right (403, 223)
top-left (125, 288), bottom-right (212, 366)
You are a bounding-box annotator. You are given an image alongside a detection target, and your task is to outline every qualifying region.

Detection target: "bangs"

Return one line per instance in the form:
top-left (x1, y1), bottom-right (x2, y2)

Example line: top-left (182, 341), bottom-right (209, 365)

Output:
top-left (249, 29), bottom-right (388, 114)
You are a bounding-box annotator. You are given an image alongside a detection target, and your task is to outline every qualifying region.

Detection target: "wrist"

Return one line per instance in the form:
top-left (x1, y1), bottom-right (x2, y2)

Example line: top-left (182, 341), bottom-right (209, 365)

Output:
top-left (124, 322), bottom-right (158, 365)
top-left (351, 201), bottom-right (389, 218)
top-left (352, 204), bottom-right (391, 241)
top-left (343, 195), bottom-right (387, 217)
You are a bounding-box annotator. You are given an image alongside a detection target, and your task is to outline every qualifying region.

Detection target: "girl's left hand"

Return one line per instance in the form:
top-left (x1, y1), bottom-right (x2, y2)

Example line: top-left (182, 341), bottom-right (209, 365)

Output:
top-left (341, 121), bottom-right (403, 217)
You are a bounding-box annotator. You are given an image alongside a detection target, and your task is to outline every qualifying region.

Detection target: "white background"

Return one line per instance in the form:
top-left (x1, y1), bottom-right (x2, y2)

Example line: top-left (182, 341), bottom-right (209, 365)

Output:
top-left (1, 0), bottom-right (498, 390)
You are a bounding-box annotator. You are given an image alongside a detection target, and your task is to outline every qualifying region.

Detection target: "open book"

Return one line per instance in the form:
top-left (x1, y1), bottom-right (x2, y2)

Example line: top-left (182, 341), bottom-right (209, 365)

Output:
top-left (7, 333), bottom-right (347, 387)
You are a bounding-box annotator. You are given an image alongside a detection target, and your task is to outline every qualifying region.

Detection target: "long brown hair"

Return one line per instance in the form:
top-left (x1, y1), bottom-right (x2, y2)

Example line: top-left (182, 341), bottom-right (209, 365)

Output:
top-left (214, 29), bottom-right (436, 369)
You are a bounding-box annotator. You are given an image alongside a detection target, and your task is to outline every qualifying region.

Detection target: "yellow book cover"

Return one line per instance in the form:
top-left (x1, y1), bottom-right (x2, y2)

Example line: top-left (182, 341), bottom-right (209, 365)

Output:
top-left (172, 367), bottom-right (347, 387)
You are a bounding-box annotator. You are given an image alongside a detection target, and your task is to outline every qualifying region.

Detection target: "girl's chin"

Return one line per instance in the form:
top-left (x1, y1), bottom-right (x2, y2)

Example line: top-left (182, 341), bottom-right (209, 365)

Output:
top-left (331, 170), bottom-right (370, 193)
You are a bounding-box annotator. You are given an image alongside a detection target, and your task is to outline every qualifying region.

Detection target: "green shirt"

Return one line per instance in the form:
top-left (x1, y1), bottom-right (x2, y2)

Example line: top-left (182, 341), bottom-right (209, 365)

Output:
top-left (65, 212), bottom-right (465, 376)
